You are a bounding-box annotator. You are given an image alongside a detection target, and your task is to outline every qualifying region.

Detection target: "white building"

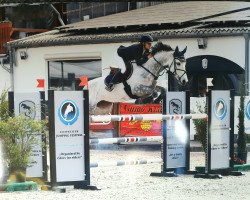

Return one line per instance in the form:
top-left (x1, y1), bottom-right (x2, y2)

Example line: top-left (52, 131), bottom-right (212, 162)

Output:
top-left (2, 1), bottom-right (250, 139)
top-left (3, 1), bottom-right (249, 96)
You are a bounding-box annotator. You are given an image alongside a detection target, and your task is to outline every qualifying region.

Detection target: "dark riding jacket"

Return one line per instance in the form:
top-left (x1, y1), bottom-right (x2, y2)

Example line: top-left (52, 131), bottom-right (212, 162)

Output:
top-left (117, 44), bottom-right (150, 66)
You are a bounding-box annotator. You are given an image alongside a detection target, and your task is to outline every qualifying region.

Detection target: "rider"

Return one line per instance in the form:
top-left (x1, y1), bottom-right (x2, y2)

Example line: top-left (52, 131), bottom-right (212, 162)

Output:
top-left (105, 34), bottom-right (154, 91)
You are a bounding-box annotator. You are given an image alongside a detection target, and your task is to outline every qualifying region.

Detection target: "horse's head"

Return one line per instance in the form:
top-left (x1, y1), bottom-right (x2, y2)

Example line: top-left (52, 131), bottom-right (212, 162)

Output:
top-left (171, 46), bottom-right (188, 85)
top-left (151, 42), bottom-right (188, 85)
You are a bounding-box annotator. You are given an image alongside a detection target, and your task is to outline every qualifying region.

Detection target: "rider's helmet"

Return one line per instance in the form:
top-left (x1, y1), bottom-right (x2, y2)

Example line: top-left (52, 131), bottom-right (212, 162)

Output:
top-left (140, 34), bottom-right (153, 43)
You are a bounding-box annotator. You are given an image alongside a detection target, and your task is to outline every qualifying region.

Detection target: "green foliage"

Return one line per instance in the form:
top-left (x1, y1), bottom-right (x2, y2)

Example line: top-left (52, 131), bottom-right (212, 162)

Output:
top-left (192, 100), bottom-right (207, 151)
top-left (237, 86), bottom-right (247, 161)
top-left (0, 115), bottom-right (48, 174)
top-left (0, 89), bottom-right (10, 121)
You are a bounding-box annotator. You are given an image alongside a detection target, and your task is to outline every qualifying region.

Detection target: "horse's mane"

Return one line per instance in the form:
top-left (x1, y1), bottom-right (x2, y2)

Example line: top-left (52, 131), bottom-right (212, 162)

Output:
top-left (151, 42), bottom-right (173, 55)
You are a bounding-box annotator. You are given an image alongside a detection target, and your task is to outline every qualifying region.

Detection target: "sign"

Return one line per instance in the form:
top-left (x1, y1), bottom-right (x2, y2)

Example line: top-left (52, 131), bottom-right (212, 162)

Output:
top-left (49, 90), bottom-right (90, 187)
top-left (210, 90), bottom-right (230, 170)
top-left (119, 103), bottom-right (161, 137)
top-left (165, 92), bottom-right (187, 169)
top-left (13, 92), bottom-right (43, 178)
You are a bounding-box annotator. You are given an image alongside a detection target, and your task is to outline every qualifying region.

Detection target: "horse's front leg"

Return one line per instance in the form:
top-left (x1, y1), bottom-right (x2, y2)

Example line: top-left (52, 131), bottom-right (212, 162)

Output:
top-left (153, 85), bottom-right (166, 103)
top-left (134, 84), bottom-right (155, 104)
top-left (133, 84), bottom-right (155, 97)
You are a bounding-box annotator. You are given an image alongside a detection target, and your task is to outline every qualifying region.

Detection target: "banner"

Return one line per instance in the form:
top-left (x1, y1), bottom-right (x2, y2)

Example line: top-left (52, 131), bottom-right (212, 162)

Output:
top-left (119, 103), bottom-right (161, 137)
top-left (210, 90), bottom-right (230, 170)
top-left (165, 91), bottom-right (187, 169)
top-left (13, 92), bottom-right (44, 178)
top-left (53, 91), bottom-right (85, 182)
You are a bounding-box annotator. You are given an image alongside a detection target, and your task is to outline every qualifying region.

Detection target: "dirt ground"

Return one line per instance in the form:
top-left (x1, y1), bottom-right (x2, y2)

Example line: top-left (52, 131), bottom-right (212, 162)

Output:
top-left (1, 147), bottom-right (250, 200)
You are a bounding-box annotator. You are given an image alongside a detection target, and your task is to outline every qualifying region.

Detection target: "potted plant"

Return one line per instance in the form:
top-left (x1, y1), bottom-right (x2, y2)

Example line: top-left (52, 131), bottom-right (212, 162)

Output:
top-left (0, 89), bottom-right (48, 182)
top-left (237, 86), bottom-right (247, 163)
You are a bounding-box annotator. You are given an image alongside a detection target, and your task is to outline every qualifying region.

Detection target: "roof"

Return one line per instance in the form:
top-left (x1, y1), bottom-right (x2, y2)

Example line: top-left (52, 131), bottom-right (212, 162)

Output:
top-left (7, 1), bottom-right (250, 49)
top-left (60, 1), bottom-right (250, 31)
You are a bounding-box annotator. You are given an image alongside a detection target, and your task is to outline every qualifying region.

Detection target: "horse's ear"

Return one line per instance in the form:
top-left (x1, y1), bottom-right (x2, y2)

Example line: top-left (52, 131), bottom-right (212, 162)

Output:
top-left (175, 46), bottom-right (179, 53)
top-left (157, 41), bottom-right (163, 47)
top-left (181, 46), bottom-right (187, 55)
top-left (174, 46), bottom-right (179, 57)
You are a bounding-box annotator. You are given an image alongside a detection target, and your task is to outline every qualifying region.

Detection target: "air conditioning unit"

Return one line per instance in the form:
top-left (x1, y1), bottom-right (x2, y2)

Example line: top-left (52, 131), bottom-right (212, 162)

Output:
top-left (83, 15), bottom-right (90, 21)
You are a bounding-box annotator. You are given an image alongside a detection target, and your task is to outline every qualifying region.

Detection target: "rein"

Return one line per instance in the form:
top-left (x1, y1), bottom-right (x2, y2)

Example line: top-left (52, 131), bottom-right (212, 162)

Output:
top-left (136, 54), bottom-right (187, 82)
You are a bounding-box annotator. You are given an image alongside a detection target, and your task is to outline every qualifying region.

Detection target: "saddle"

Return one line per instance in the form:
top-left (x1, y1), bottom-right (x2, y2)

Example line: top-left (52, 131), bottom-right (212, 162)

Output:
top-left (104, 61), bottom-right (133, 86)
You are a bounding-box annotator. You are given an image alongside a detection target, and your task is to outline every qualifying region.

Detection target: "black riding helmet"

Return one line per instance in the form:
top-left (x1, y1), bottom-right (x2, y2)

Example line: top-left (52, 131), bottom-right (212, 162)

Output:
top-left (140, 35), bottom-right (153, 43)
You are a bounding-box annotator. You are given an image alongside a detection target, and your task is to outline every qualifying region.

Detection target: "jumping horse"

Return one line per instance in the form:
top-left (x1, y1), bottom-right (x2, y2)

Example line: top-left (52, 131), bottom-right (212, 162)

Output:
top-left (88, 42), bottom-right (188, 115)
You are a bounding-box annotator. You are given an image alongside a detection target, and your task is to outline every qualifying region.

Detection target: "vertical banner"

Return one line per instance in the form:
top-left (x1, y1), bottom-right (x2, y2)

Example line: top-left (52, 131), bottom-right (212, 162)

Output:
top-left (11, 92), bottom-right (44, 178)
top-left (164, 91), bottom-right (188, 171)
top-left (48, 90), bottom-right (90, 188)
top-left (209, 90), bottom-right (231, 170)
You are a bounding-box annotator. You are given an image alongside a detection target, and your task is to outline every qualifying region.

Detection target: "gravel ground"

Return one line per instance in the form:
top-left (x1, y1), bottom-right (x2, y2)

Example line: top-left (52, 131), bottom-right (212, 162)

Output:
top-left (1, 146), bottom-right (250, 200)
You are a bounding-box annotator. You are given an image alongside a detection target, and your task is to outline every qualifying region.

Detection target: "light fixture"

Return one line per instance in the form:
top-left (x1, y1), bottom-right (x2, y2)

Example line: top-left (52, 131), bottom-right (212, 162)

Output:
top-left (197, 38), bottom-right (207, 49)
top-left (202, 58), bottom-right (208, 69)
top-left (20, 51), bottom-right (28, 60)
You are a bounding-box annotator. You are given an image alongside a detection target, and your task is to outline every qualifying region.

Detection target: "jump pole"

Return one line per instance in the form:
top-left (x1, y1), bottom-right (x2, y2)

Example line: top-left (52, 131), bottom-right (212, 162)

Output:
top-left (90, 158), bottom-right (162, 168)
top-left (90, 136), bottom-right (162, 145)
top-left (90, 113), bottom-right (207, 123)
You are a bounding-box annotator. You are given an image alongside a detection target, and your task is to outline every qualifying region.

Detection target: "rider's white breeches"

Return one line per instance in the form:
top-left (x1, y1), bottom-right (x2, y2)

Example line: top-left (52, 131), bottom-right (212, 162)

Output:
top-left (113, 51), bottom-right (126, 73)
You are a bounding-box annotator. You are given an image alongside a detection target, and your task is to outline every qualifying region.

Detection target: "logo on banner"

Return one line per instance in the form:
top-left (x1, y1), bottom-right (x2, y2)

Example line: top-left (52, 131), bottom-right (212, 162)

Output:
top-left (214, 98), bottom-right (227, 120)
top-left (58, 100), bottom-right (79, 125)
top-left (19, 100), bottom-right (36, 119)
top-left (169, 99), bottom-right (182, 114)
top-left (245, 100), bottom-right (250, 120)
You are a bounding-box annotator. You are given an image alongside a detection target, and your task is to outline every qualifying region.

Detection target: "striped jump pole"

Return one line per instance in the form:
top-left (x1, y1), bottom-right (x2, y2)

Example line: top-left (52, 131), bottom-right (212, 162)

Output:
top-left (90, 136), bottom-right (162, 145)
top-left (90, 113), bottom-right (207, 123)
top-left (90, 158), bottom-right (162, 168)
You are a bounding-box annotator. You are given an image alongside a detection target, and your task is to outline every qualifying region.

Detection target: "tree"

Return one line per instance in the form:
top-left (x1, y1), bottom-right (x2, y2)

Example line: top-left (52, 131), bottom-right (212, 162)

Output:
top-left (237, 85), bottom-right (247, 162)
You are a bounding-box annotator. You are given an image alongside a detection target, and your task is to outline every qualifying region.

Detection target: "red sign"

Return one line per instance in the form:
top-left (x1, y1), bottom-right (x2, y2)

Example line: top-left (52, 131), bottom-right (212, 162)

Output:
top-left (79, 76), bottom-right (88, 88)
top-left (119, 103), bottom-right (162, 137)
top-left (37, 79), bottom-right (45, 88)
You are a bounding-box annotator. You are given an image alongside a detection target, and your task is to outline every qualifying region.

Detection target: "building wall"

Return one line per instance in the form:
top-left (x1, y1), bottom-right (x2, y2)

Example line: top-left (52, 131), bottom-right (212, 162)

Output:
top-left (12, 35), bottom-right (245, 95)
top-left (0, 66), bottom-right (10, 93)
top-left (166, 36), bottom-right (245, 68)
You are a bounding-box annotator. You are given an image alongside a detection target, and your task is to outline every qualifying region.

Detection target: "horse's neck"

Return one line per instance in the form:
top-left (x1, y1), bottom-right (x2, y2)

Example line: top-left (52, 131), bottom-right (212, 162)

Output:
top-left (145, 51), bottom-right (172, 75)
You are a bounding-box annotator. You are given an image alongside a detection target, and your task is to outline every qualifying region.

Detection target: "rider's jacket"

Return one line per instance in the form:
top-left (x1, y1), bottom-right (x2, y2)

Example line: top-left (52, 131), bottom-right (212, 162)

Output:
top-left (117, 43), bottom-right (150, 65)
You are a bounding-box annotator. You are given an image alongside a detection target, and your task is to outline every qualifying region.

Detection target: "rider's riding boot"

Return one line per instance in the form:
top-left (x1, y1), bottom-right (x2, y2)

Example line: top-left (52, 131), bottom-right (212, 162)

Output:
top-left (105, 83), bottom-right (114, 92)
top-left (105, 68), bottom-right (123, 92)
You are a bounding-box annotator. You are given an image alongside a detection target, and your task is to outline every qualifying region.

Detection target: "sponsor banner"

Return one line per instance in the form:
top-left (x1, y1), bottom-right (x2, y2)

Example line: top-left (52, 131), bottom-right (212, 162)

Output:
top-left (54, 91), bottom-right (85, 182)
top-left (165, 92), bottom-right (187, 168)
top-left (14, 93), bottom-right (43, 178)
top-left (119, 103), bottom-right (161, 137)
top-left (234, 96), bottom-right (250, 134)
top-left (210, 90), bottom-right (230, 170)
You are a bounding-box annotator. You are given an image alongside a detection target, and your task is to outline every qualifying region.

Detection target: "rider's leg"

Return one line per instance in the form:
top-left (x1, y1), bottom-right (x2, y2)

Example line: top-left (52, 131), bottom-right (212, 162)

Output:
top-left (106, 52), bottom-right (126, 91)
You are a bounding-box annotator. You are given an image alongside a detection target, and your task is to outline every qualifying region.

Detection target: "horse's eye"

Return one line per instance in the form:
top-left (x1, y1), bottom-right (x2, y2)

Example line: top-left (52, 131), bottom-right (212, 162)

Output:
top-left (176, 62), bottom-right (181, 66)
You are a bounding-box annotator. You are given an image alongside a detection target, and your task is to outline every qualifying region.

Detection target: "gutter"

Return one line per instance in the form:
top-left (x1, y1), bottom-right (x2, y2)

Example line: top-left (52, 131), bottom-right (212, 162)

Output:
top-left (8, 47), bottom-right (14, 92)
top-left (244, 33), bottom-right (250, 95)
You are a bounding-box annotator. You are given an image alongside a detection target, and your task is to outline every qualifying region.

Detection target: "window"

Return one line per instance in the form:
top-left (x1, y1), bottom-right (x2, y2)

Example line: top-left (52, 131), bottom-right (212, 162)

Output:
top-left (48, 59), bottom-right (101, 91)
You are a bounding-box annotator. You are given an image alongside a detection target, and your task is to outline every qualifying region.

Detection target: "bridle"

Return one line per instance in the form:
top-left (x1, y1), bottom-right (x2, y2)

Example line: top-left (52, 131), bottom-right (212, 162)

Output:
top-left (136, 52), bottom-right (187, 83)
top-left (151, 55), bottom-right (187, 83)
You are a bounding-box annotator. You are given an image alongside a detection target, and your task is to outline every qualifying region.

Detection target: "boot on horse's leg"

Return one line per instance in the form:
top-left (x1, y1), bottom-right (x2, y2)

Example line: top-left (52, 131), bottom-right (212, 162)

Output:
top-left (105, 68), bottom-right (123, 92)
